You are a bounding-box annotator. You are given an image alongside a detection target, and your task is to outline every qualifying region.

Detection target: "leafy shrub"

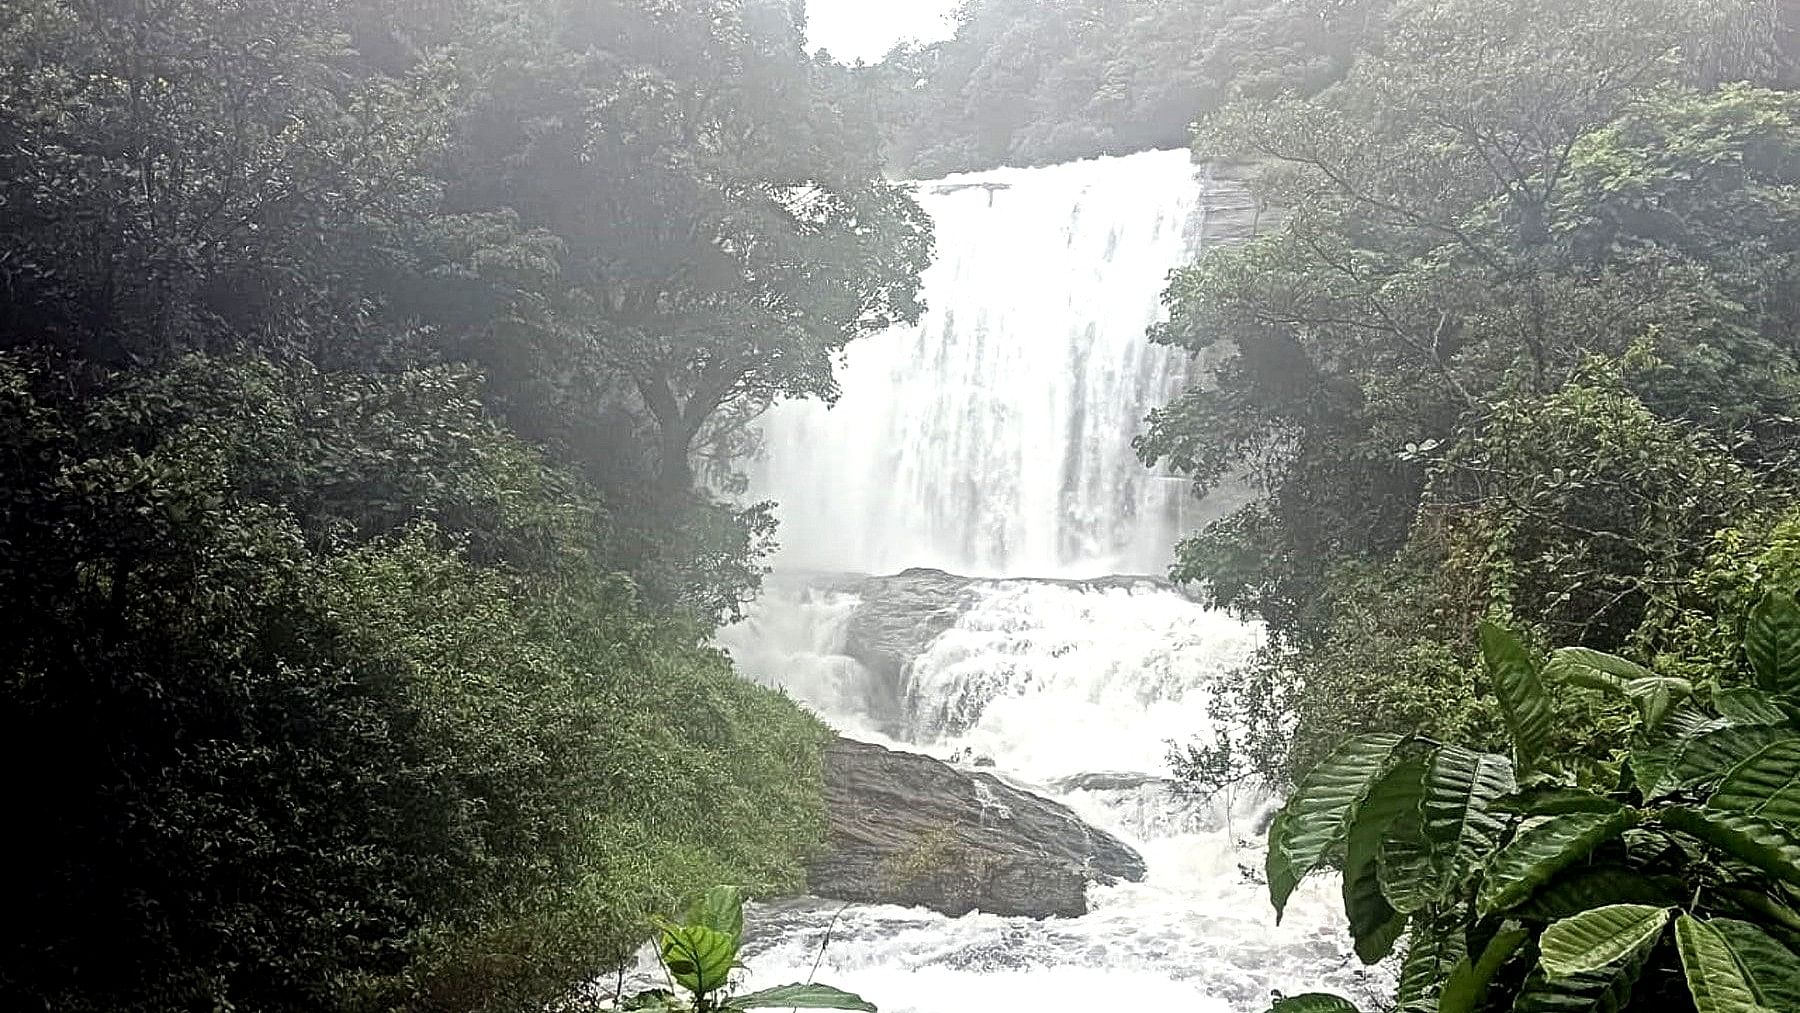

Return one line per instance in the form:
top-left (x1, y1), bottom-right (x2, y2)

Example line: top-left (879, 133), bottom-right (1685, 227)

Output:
top-left (619, 886), bottom-right (874, 1013)
top-left (0, 355), bottom-right (830, 1013)
top-left (1265, 595), bottom-right (1800, 1012)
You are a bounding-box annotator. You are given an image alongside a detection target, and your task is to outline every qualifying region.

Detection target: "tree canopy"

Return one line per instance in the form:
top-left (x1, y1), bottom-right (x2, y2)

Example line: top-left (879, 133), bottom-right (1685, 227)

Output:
top-left (1147, 0), bottom-right (1800, 782)
top-left (0, 0), bottom-right (927, 1009)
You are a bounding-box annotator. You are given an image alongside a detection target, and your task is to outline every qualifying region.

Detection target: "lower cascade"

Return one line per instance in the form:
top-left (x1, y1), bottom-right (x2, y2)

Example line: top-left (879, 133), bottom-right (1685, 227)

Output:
top-left (716, 576), bottom-right (1384, 1011)
top-left (713, 151), bottom-right (1376, 1011)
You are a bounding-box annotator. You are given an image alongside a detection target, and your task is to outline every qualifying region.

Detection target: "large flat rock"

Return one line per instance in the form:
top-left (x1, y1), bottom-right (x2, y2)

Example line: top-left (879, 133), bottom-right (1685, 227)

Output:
top-left (809, 738), bottom-right (1146, 919)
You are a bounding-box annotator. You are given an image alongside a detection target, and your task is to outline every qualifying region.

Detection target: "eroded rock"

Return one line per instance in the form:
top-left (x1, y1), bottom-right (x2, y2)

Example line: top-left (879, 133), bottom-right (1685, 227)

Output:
top-left (809, 737), bottom-right (1146, 919)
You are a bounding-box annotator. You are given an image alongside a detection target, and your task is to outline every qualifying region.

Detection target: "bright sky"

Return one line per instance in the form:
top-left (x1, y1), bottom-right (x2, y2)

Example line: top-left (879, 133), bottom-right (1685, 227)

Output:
top-left (805, 0), bottom-right (962, 64)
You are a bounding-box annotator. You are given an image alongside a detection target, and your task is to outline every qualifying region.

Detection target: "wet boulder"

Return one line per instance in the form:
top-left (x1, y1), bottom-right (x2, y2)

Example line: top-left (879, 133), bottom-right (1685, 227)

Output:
top-left (809, 738), bottom-right (1146, 919)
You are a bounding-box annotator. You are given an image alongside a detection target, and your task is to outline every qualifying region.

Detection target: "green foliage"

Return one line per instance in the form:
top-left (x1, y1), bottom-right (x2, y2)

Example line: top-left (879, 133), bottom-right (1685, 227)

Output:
top-left (1265, 733), bottom-right (1408, 918)
top-left (0, 354), bottom-right (835, 1012)
top-left (1483, 622), bottom-right (1553, 774)
top-left (0, 0), bottom-right (919, 1008)
top-left (1675, 914), bottom-right (1773, 1013)
top-left (1265, 614), bottom-right (1800, 1013)
top-left (1156, 0), bottom-right (1800, 792)
top-left (865, 0), bottom-right (1385, 176)
top-left (625, 887), bottom-right (875, 1013)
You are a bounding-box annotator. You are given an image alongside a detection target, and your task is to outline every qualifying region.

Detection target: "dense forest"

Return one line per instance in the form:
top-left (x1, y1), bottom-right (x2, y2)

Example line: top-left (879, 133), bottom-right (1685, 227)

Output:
top-left (857, 0), bottom-right (1390, 176)
top-left (1120, 0), bottom-right (1800, 1010)
top-left (0, 0), bottom-right (927, 1010)
top-left (15, 0), bottom-right (1800, 1011)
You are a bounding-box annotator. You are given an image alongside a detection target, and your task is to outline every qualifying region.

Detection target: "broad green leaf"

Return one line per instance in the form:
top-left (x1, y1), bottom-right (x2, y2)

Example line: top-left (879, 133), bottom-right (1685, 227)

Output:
top-left (1539, 904), bottom-right (1672, 979)
top-left (1268, 995), bottom-right (1361, 1013)
top-left (1394, 910), bottom-right (1467, 1012)
top-left (1514, 866), bottom-right (1687, 923)
top-left (687, 885), bottom-right (746, 941)
top-left (1512, 934), bottom-right (1655, 1013)
top-left (1343, 759), bottom-right (1425, 963)
top-left (1709, 739), bottom-right (1800, 827)
top-left (1715, 688), bottom-right (1795, 727)
top-left (731, 983), bottom-right (878, 1011)
top-left (1266, 809), bottom-right (1300, 917)
top-left (1747, 591), bottom-right (1800, 694)
top-left (1677, 915), bottom-right (1775, 1013)
top-left (1483, 622), bottom-right (1552, 773)
top-left (1544, 647), bottom-right (1692, 728)
top-left (1712, 919), bottom-right (1800, 1010)
top-left (1663, 808), bottom-right (1800, 889)
top-left (1378, 810), bottom-right (1445, 915)
top-left (659, 923), bottom-right (739, 997)
top-left (1420, 746), bottom-right (1516, 893)
top-left (1476, 807), bottom-right (1638, 915)
top-left (1634, 725), bottom-right (1793, 798)
top-left (1439, 925), bottom-right (1528, 1013)
top-left (1268, 732), bottom-right (1407, 918)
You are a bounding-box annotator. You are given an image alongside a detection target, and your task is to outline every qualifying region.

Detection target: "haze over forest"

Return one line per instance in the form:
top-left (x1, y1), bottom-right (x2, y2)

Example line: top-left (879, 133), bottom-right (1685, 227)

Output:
top-left (4, 2), bottom-right (1800, 1013)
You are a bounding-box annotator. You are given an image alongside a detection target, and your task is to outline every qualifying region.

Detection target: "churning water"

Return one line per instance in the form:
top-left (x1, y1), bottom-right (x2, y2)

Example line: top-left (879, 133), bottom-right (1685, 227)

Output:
top-left (716, 151), bottom-right (1373, 1012)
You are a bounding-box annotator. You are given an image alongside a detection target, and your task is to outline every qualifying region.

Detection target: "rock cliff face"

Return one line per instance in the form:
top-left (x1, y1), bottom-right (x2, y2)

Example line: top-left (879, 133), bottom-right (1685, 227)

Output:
top-left (809, 738), bottom-right (1146, 919)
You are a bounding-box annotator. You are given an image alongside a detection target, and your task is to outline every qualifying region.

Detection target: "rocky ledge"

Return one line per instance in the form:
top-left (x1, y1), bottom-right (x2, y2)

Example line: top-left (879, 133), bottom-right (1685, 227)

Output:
top-left (820, 567), bottom-right (1184, 734)
top-left (809, 737), bottom-right (1146, 919)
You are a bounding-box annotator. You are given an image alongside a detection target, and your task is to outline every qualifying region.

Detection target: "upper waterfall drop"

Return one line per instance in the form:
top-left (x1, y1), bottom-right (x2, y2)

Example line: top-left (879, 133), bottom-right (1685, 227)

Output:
top-left (749, 149), bottom-right (1244, 578)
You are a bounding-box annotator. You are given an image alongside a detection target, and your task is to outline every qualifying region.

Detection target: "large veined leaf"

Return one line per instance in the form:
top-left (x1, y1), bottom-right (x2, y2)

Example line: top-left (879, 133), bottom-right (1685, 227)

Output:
top-left (1512, 932), bottom-right (1656, 1013)
top-left (1379, 810), bottom-right (1445, 915)
top-left (1438, 925), bottom-right (1528, 1013)
top-left (1394, 911), bottom-right (1468, 1012)
top-left (1344, 759), bottom-right (1426, 963)
top-left (1677, 915), bottom-right (1775, 1013)
top-left (1483, 622), bottom-right (1552, 773)
top-left (1267, 995), bottom-right (1361, 1013)
top-left (730, 983), bottom-right (878, 1011)
top-left (1515, 866), bottom-right (1687, 923)
top-left (1418, 746), bottom-right (1515, 898)
top-left (1476, 807), bottom-right (1639, 915)
top-left (659, 923), bottom-right (739, 997)
top-left (1633, 725), bottom-right (1793, 798)
top-left (1709, 739), bottom-right (1800, 827)
top-left (1539, 904), bottom-right (1672, 979)
top-left (1544, 647), bottom-right (1692, 728)
top-left (1712, 919), bottom-right (1800, 1010)
top-left (1714, 688), bottom-right (1796, 727)
top-left (1747, 591), bottom-right (1800, 695)
top-left (1268, 733), bottom-right (1408, 918)
top-left (1662, 808), bottom-right (1800, 888)
top-left (686, 885), bottom-right (746, 941)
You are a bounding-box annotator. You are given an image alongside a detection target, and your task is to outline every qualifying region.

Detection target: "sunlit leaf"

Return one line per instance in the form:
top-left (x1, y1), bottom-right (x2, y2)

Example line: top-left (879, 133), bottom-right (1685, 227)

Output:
top-left (1677, 914), bottom-right (1775, 1013)
top-left (1539, 904), bottom-right (1672, 979)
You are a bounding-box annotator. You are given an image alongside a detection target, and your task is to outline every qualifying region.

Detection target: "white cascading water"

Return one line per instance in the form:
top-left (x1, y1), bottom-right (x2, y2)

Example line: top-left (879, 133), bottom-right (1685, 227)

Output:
top-left (751, 150), bottom-right (1229, 577)
top-left (714, 151), bottom-right (1377, 1012)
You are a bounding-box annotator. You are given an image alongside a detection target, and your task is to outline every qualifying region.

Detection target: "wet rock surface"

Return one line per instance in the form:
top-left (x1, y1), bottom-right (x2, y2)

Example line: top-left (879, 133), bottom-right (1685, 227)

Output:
top-left (810, 737), bottom-right (1147, 919)
top-left (817, 568), bottom-right (1186, 734)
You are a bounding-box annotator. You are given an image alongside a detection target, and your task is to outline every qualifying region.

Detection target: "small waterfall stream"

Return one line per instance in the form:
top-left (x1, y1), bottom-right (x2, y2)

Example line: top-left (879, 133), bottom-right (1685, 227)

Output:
top-left (718, 151), bottom-right (1373, 1012)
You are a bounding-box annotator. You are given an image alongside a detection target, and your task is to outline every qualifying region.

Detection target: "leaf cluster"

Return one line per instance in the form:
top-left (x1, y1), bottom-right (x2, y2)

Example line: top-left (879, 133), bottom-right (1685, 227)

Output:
top-left (1267, 596), bottom-right (1800, 1012)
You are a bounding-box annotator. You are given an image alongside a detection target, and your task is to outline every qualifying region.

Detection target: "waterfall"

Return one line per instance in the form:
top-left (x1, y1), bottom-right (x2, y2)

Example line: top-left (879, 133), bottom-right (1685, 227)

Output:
top-left (750, 149), bottom-right (1244, 578)
top-left (712, 151), bottom-right (1369, 1013)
